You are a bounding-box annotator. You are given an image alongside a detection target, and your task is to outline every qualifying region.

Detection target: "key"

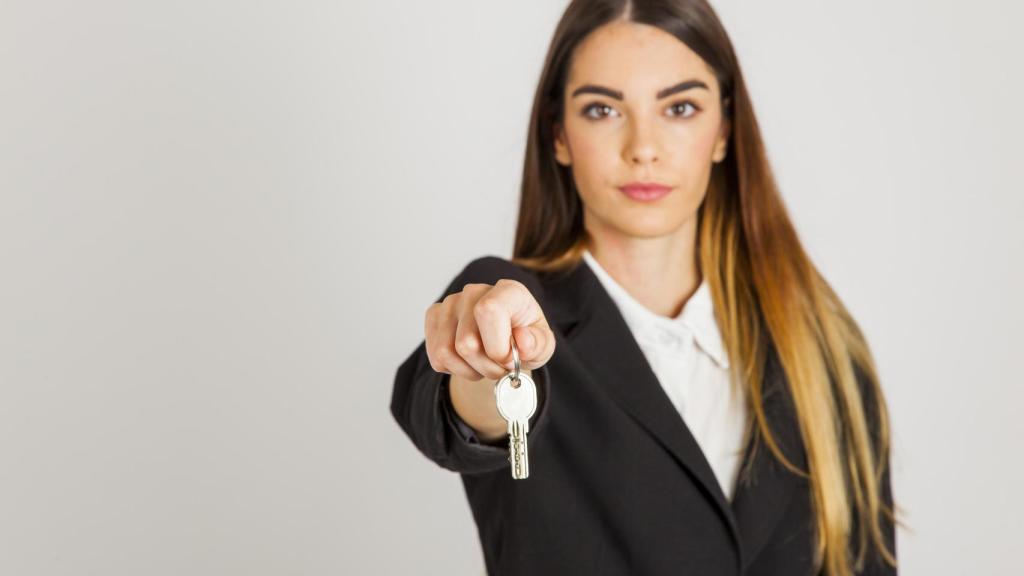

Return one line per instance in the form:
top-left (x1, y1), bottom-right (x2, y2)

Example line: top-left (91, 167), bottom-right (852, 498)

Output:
top-left (495, 334), bottom-right (538, 480)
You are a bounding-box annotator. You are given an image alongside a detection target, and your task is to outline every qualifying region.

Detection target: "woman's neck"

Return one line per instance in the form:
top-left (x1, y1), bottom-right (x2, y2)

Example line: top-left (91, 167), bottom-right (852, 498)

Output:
top-left (585, 223), bottom-right (701, 319)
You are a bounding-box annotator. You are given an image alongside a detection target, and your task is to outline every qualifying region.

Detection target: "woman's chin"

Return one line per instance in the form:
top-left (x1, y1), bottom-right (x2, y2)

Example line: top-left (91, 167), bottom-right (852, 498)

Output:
top-left (613, 217), bottom-right (687, 239)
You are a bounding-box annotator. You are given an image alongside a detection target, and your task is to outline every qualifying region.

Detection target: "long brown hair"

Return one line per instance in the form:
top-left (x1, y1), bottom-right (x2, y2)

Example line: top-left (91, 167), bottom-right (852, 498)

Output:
top-left (509, 1), bottom-right (905, 574)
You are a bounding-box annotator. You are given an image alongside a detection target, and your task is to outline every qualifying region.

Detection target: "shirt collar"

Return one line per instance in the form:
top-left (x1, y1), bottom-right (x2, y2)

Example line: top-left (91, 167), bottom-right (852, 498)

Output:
top-left (581, 248), bottom-right (730, 369)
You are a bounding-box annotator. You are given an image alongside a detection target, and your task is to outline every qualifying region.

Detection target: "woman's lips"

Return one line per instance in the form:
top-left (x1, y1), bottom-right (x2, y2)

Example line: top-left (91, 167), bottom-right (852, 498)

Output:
top-left (619, 182), bottom-right (672, 201)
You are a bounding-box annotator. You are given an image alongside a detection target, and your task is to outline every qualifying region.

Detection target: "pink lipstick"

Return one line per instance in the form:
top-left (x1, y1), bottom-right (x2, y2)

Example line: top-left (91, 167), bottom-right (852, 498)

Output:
top-left (619, 182), bottom-right (672, 202)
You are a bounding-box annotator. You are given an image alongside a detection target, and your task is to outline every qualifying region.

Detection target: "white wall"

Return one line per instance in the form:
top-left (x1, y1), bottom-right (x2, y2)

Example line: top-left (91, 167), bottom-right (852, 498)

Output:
top-left (1, 1), bottom-right (1020, 573)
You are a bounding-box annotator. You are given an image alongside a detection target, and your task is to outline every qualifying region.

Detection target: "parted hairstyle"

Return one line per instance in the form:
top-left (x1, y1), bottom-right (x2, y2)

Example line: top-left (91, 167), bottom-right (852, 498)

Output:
top-left (508, 1), bottom-right (905, 574)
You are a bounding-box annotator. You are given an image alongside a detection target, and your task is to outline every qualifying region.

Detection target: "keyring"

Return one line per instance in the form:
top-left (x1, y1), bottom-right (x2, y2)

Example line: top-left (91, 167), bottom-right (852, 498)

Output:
top-left (510, 333), bottom-right (521, 388)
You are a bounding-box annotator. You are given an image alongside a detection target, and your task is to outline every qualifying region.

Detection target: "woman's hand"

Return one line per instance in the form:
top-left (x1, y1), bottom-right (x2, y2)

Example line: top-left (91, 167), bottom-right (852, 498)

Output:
top-left (424, 279), bottom-right (556, 442)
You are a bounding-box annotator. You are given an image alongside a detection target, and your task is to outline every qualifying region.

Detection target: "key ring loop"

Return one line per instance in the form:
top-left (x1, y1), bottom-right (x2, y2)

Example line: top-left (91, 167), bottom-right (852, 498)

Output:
top-left (510, 333), bottom-right (521, 388)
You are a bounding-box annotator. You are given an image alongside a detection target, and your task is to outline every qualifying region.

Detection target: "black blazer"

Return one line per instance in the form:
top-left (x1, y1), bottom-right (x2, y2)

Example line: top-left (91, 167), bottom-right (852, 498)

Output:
top-left (391, 255), bottom-right (897, 576)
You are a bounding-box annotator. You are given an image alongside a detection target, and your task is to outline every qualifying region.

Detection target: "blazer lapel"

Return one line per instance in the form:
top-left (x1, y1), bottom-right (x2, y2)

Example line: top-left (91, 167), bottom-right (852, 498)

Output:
top-left (538, 257), bottom-right (807, 571)
top-left (730, 339), bottom-right (806, 570)
top-left (541, 260), bottom-right (744, 564)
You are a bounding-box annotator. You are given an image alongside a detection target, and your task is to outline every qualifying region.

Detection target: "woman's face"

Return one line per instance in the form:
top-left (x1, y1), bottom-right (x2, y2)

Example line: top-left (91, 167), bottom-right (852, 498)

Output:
top-left (554, 21), bottom-right (730, 241)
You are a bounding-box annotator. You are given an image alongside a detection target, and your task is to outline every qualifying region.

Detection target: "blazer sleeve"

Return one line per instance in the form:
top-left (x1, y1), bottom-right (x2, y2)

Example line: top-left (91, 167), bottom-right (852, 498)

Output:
top-left (389, 255), bottom-right (553, 475)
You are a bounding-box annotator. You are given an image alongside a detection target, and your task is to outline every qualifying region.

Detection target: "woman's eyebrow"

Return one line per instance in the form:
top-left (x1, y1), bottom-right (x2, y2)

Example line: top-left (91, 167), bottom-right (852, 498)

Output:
top-left (571, 79), bottom-right (710, 100)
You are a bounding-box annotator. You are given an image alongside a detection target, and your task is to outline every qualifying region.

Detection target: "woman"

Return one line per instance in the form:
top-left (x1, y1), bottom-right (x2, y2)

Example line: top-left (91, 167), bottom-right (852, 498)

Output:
top-left (391, 1), bottom-right (903, 574)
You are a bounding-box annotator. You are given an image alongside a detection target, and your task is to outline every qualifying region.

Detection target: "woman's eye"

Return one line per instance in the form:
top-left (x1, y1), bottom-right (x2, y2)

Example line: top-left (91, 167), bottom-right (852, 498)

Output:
top-left (582, 103), bottom-right (617, 119)
top-left (668, 100), bottom-right (700, 118)
top-left (582, 100), bottom-right (701, 120)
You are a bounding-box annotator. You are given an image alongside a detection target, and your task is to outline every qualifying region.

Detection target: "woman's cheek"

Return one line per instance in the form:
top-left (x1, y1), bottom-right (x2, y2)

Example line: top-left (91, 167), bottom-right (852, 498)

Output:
top-left (570, 134), bottom-right (604, 172)
top-left (688, 125), bottom-right (720, 162)
top-left (574, 148), bottom-right (615, 195)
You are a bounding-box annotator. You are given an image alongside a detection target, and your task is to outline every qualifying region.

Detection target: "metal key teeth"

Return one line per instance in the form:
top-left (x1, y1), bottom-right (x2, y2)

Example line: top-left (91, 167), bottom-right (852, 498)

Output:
top-left (516, 438), bottom-right (529, 479)
top-left (508, 422), bottom-right (529, 479)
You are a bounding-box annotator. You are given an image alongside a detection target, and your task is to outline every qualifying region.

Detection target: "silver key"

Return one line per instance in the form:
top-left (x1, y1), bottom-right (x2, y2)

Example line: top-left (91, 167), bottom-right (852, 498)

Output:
top-left (495, 335), bottom-right (538, 480)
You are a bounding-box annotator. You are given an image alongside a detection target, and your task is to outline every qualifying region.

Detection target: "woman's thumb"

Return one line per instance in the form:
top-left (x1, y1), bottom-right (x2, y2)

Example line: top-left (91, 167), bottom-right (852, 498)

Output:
top-left (517, 326), bottom-right (536, 355)
top-left (512, 325), bottom-right (547, 365)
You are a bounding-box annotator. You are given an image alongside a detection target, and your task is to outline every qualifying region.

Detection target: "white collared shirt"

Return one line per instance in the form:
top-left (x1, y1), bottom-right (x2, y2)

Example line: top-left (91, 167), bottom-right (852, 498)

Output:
top-left (582, 249), bottom-right (749, 501)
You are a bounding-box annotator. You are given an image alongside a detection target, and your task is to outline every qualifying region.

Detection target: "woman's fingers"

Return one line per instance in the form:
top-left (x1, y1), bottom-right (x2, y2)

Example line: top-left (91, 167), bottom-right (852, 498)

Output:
top-left (424, 278), bottom-right (556, 381)
top-left (426, 296), bottom-right (484, 381)
top-left (475, 279), bottom-right (555, 372)
top-left (454, 284), bottom-right (511, 380)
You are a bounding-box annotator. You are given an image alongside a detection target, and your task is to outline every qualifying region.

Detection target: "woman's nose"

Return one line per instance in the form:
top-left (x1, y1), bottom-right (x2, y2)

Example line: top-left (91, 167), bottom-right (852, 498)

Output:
top-left (624, 120), bottom-right (660, 165)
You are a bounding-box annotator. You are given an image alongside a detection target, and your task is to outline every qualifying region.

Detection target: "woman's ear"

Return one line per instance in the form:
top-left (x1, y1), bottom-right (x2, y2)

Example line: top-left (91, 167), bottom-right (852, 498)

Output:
top-left (553, 122), bottom-right (572, 167)
top-left (712, 117), bottom-right (731, 163)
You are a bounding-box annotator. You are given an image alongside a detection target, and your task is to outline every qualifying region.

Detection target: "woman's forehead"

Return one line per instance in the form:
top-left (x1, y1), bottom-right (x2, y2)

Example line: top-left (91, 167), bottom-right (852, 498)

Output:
top-left (567, 21), bottom-right (717, 96)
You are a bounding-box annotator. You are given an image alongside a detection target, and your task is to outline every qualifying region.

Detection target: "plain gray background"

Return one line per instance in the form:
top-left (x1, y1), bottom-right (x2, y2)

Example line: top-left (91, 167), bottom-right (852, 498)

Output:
top-left (2, 1), bottom-right (1021, 574)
